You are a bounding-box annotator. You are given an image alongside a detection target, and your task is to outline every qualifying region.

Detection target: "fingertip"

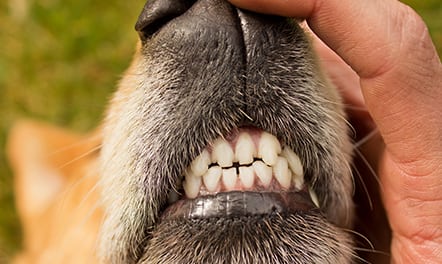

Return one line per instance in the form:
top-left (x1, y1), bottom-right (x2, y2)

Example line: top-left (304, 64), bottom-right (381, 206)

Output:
top-left (228, 0), bottom-right (316, 18)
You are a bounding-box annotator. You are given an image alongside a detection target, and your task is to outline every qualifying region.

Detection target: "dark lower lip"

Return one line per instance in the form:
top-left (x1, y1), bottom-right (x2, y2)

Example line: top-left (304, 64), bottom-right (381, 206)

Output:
top-left (161, 191), bottom-right (319, 220)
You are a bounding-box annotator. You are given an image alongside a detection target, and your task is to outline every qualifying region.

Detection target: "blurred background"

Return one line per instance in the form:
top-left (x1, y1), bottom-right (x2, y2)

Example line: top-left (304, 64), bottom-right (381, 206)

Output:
top-left (0, 0), bottom-right (441, 262)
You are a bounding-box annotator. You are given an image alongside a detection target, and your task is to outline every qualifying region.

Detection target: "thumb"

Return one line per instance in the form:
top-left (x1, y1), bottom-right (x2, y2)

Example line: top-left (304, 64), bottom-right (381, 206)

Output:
top-left (230, 0), bottom-right (442, 163)
top-left (230, 0), bottom-right (442, 262)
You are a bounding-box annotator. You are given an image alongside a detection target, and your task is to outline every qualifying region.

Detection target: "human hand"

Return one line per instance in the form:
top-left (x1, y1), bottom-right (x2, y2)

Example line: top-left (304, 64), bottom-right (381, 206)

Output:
top-left (229, 0), bottom-right (442, 262)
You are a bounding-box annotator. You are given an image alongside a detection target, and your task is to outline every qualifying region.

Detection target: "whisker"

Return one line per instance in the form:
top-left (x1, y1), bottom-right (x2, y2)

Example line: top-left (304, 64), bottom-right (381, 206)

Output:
top-left (353, 129), bottom-right (379, 149)
top-left (53, 200), bottom-right (102, 256)
top-left (351, 128), bottom-right (383, 198)
top-left (351, 161), bottom-right (373, 210)
top-left (78, 200), bottom-right (102, 228)
top-left (348, 121), bottom-right (357, 140)
top-left (342, 228), bottom-right (374, 251)
top-left (350, 253), bottom-right (371, 264)
top-left (56, 144), bottom-right (102, 170)
top-left (342, 229), bottom-right (373, 264)
top-left (353, 247), bottom-right (390, 257)
top-left (47, 133), bottom-right (102, 157)
top-left (344, 105), bottom-right (369, 112)
top-left (353, 147), bottom-right (382, 188)
top-left (342, 228), bottom-right (391, 262)
top-left (78, 180), bottom-right (100, 209)
top-left (55, 160), bottom-right (99, 217)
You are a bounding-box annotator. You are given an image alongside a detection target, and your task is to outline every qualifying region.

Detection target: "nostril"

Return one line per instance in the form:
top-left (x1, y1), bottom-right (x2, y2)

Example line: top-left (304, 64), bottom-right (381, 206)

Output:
top-left (135, 0), bottom-right (196, 42)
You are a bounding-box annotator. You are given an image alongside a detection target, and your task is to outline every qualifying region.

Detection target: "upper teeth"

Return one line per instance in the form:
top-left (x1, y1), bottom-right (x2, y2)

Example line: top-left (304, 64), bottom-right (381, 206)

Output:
top-left (235, 133), bottom-right (255, 164)
top-left (212, 138), bottom-right (234, 167)
top-left (182, 131), bottom-right (305, 199)
top-left (190, 149), bottom-right (211, 177)
top-left (258, 132), bottom-right (281, 166)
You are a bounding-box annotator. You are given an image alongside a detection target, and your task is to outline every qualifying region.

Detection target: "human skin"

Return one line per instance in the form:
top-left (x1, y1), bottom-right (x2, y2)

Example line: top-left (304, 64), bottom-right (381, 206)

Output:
top-left (229, 0), bottom-right (442, 263)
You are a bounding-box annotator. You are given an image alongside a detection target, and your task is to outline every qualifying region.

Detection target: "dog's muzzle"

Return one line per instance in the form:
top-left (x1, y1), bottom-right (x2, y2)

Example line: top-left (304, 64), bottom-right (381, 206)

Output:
top-left (134, 0), bottom-right (321, 220)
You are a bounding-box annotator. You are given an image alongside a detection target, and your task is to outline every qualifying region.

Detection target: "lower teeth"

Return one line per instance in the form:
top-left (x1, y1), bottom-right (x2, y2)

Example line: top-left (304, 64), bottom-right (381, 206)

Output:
top-left (182, 130), bottom-right (305, 199)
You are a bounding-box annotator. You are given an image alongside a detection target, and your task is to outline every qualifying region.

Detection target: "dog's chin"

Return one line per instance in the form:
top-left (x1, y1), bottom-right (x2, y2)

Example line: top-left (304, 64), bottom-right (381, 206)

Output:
top-left (141, 212), bottom-right (352, 263)
top-left (137, 146), bottom-right (354, 263)
top-left (141, 191), bottom-right (352, 263)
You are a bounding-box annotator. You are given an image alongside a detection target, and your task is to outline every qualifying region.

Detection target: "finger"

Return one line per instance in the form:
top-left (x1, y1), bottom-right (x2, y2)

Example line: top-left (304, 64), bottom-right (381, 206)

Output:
top-left (229, 0), bottom-right (442, 163)
top-left (309, 30), bottom-right (376, 138)
top-left (231, 0), bottom-right (413, 77)
top-left (228, 0), bottom-right (315, 18)
top-left (307, 26), bottom-right (364, 110)
top-left (230, 0), bottom-right (442, 262)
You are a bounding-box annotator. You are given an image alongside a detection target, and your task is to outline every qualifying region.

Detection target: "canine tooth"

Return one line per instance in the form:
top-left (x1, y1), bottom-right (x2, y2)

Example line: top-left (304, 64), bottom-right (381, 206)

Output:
top-left (253, 161), bottom-right (272, 187)
top-left (203, 166), bottom-right (222, 192)
top-left (274, 157), bottom-right (291, 189)
top-left (239, 166), bottom-right (254, 188)
top-left (190, 149), bottom-right (210, 177)
top-left (235, 133), bottom-right (255, 165)
top-left (281, 147), bottom-right (304, 178)
top-left (183, 176), bottom-right (201, 199)
top-left (293, 175), bottom-right (305, 190)
top-left (309, 187), bottom-right (320, 208)
top-left (258, 132), bottom-right (281, 166)
top-left (212, 138), bottom-right (234, 167)
top-left (222, 168), bottom-right (237, 190)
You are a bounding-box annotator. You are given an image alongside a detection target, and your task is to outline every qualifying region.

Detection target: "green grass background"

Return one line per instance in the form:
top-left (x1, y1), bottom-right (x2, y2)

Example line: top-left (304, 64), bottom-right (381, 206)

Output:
top-left (0, 0), bottom-right (441, 261)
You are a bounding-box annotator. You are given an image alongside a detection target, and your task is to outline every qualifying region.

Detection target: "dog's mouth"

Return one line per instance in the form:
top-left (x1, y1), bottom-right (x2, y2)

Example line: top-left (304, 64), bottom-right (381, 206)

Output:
top-left (99, 0), bottom-right (354, 262)
top-left (162, 127), bottom-right (320, 220)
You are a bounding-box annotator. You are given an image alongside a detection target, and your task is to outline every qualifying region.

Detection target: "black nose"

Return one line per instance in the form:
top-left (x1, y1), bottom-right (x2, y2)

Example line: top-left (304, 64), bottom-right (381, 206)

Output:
top-left (133, 0), bottom-right (314, 122)
top-left (135, 0), bottom-right (196, 41)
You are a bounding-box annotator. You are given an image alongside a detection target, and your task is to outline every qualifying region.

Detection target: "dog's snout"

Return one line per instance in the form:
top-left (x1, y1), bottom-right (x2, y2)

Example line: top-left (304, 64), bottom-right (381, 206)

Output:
top-left (100, 0), bottom-right (355, 262)
top-left (135, 0), bottom-right (196, 41)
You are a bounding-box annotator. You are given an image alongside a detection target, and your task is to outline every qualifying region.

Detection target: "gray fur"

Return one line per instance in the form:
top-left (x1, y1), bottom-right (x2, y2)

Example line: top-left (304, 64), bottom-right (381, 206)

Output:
top-left (99, 0), bottom-right (353, 263)
top-left (141, 214), bottom-right (353, 263)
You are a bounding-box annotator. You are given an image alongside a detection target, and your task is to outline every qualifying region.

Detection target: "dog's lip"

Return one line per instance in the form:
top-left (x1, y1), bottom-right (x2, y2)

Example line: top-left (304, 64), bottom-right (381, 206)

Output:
top-left (180, 126), bottom-right (307, 199)
top-left (161, 126), bottom-right (321, 220)
top-left (161, 191), bottom-right (318, 220)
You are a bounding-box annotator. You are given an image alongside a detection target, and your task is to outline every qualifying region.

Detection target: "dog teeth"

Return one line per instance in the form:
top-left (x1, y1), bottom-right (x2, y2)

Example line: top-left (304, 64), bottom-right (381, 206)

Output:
top-left (182, 130), bottom-right (307, 198)
top-left (253, 160), bottom-right (272, 187)
top-left (235, 132), bottom-right (255, 165)
top-left (293, 175), bottom-right (304, 190)
top-left (258, 132), bottom-right (281, 166)
top-left (309, 187), bottom-right (320, 208)
top-left (274, 157), bottom-right (291, 189)
top-left (281, 147), bottom-right (304, 189)
top-left (203, 166), bottom-right (222, 192)
top-left (212, 138), bottom-right (234, 167)
top-left (183, 170), bottom-right (201, 199)
top-left (281, 147), bottom-right (303, 178)
top-left (190, 149), bottom-right (210, 177)
top-left (239, 166), bottom-right (254, 188)
top-left (222, 168), bottom-right (237, 189)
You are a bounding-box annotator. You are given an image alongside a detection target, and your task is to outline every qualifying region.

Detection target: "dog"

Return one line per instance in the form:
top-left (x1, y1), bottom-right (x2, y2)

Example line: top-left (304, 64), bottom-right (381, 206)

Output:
top-left (7, 0), bottom-right (391, 263)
